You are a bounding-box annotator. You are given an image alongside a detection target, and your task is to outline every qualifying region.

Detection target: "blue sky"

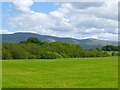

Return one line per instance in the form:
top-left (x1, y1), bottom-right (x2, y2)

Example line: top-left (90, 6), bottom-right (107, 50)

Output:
top-left (2, 2), bottom-right (60, 15)
top-left (1, 1), bottom-right (118, 41)
top-left (30, 2), bottom-right (60, 13)
top-left (2, 2), bottom-right (60, 31)
top-left (2, 2), bottom-right (22, 31)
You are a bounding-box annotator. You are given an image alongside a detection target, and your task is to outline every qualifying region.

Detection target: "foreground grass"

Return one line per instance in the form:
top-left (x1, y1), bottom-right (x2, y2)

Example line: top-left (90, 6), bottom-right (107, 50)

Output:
top-left (2, 57), bottom-right (118, 88)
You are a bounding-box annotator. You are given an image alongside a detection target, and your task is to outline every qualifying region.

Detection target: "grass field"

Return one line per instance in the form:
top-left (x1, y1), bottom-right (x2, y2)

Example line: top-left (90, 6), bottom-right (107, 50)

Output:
top-left (2, 57), bottom-right (118, 88)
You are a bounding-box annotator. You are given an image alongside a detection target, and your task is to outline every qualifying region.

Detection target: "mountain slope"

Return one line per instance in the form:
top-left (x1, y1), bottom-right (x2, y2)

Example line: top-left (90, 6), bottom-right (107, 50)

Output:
top-left (1, 32), bottom-right (118, 49)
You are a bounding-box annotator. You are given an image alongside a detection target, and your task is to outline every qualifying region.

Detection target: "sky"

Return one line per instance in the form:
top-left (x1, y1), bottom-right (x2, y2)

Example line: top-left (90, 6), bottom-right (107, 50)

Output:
top-left (1, 0), bottom-right (119, 41)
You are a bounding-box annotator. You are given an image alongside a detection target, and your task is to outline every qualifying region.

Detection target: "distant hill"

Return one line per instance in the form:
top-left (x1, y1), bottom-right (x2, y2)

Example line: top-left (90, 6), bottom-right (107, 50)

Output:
top-left (1, 32), bottom-right (118, 49)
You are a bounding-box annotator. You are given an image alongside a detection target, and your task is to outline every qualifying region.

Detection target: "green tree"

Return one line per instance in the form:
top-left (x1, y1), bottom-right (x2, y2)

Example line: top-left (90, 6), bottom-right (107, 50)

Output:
top-left (41, 52), bottom-right (63, 59)
top-left (4, 43), bottom-right (29, 59)
top-left (27, 37), bottom-right (41, 44)
top-left (96, 47), bottom-right (101, 51)
top-left (2, 48), bottom-right (13, 59)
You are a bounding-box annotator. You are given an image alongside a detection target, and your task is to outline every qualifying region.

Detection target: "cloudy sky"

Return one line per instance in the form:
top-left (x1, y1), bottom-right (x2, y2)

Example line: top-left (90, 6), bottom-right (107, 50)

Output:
top-left (1, 0), bottom-right (118, 41)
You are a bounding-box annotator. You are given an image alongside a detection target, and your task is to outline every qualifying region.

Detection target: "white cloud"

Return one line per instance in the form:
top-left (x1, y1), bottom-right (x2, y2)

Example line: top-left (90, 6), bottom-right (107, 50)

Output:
top-left (13, 0), bottom-right (33, 13)
top-left (15, 30), bottom-right (37, 34)
top-left (71, 2), bottom-right (104, 9)
top-left (98, 33), bottom-right (118, 41)
top-left (81, 2), bottom-right (118, 20)
top-left (7, 2), bottom-right (118, 41)
top-left (0, 30), bottom-right (14, 34)
top-left (9, 12), bottom-right (56, 35)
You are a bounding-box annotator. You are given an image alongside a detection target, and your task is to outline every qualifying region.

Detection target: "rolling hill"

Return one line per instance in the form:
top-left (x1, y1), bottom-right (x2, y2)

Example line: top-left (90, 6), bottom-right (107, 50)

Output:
top-left (1, 32), bottom-right (118, 49)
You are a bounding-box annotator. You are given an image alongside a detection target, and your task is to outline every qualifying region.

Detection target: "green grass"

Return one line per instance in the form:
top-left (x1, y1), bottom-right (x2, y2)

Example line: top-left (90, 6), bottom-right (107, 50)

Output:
top-left (2, 57), bottom-right (118, 88)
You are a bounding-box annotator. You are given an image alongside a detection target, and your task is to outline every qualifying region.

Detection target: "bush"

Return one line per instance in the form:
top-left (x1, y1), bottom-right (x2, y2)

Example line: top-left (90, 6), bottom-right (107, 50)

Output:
top-left (60, 53), bottom-right (70, 58)
top-left (41, 52), bottom-right (63, 59)
top-left (28, 53), bottom-right (36, 59)
top-left (3, 43), bottom-right (29, 59)
top-left (112, 51), bottom-right (119, 56)
top-left (2, 48), bottom-right (13, 59)
top-left (89, 50), bottom-right (97, 57)
top-left (2, 38), bottom-right (111, 60)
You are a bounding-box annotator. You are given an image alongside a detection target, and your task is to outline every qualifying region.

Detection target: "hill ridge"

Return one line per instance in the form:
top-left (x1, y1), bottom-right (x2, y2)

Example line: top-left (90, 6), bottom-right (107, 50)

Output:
top-left (1, 32), bottom-right (118, 49)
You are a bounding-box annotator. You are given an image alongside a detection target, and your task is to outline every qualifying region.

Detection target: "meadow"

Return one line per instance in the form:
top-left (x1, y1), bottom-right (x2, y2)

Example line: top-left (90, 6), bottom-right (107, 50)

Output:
top-left (2, 57), bottom-right (118, 88)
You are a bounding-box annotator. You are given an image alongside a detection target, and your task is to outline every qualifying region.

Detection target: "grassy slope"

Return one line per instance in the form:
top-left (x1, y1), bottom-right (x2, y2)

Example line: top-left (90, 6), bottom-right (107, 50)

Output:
top-left (2, 57), bottom-right (118, 88)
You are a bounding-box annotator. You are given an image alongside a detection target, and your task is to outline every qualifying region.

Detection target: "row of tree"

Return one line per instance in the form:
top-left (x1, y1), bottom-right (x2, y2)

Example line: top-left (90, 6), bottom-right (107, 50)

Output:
top-left (2, 37), bottom-right (111, 60)
top-left (101, 45), bottom-right (120, 51)
top-left (95, 45), bottom-right (120, 56)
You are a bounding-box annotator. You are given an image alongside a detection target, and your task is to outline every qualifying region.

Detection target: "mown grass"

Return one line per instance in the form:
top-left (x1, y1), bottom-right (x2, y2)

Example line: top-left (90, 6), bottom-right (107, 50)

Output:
top-left (2, 57), bottom-right (118, 88)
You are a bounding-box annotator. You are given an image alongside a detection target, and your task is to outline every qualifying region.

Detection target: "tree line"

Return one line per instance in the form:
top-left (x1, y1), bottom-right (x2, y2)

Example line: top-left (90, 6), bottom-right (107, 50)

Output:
top-left (2, 37), bottom-right (114, 60)
top-left (101, 45), bottom-right (120, 51)
top-left (96, 45), bottom-right (120, 56)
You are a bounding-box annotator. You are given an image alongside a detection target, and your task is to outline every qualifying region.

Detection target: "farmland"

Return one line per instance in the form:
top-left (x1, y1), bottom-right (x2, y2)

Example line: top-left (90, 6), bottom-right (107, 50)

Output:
top-left (2, 57), bottom-right (118, 88)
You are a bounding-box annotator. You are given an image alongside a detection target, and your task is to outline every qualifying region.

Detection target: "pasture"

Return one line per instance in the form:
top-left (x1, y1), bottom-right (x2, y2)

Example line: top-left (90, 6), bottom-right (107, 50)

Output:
top-left (2, 57), bottom-right (118, 88)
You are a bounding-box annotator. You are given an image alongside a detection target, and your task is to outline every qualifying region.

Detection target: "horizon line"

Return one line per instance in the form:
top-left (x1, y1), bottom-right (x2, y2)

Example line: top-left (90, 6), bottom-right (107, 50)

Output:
top-left (1, 32), bottom-right (118, 42)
